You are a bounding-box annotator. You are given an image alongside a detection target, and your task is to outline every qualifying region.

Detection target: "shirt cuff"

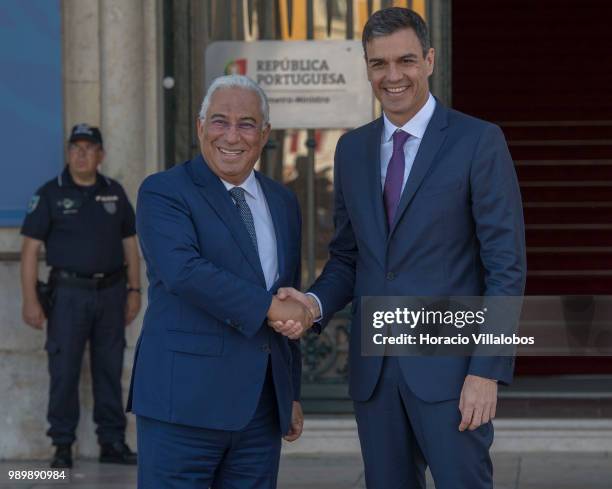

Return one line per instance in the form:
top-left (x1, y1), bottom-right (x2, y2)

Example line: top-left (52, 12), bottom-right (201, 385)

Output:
top-left (305, 292), bottom-right (323, 322)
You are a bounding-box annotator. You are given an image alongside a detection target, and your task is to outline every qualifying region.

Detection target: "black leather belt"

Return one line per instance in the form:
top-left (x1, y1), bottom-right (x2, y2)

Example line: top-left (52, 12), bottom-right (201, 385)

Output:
top-left (50, 268), bottom-right (126, 290)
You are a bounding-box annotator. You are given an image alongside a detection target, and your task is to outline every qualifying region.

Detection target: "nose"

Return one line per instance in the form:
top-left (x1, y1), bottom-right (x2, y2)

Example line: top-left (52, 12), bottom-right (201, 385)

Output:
top-left (387, 62), bottom-right (402, 82)
top-left (224, 124), bottom-right (241, 144)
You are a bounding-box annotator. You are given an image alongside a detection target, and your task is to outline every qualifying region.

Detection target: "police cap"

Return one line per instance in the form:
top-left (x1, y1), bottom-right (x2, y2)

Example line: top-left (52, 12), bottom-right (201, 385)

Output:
top-left (69, 123), bottom-right (103, 147)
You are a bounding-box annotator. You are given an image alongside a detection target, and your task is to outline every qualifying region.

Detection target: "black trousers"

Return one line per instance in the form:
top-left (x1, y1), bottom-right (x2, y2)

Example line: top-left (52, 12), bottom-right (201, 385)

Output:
top-left (45, 280), bottom-right (127, 445)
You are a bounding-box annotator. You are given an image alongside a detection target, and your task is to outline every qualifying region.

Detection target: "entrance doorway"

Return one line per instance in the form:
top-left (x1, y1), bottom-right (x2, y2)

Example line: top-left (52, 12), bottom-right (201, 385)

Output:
top-left (452, 0), bottom-right (612, 374)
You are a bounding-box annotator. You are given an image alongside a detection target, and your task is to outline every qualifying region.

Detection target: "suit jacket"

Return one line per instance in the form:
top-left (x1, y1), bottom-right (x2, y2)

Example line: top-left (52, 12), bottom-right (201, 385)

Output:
top-left (127, 155), bottom-right (302, 434)
top-left (309, 101), bottom-right (526, 403)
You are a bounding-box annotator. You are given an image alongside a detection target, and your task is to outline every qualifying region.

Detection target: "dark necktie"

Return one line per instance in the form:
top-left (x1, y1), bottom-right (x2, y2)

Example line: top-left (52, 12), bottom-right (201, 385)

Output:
top-left (383, 130), bottom-right (410, 227)
top-left (229, 187), bottom-right (259, 253)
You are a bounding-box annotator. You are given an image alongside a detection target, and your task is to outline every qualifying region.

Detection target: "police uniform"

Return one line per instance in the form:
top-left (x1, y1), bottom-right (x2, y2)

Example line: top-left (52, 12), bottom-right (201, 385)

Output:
top-left (21, 165), bottom-right (136, 449)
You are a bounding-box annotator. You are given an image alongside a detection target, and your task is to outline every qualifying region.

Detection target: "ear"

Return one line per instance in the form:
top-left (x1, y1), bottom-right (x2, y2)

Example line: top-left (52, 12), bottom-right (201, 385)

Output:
top-left (363, 53), bottom-right (372, 82)
top-left (261, 123), bottom-right (271, 147)
top-left (196, 118), bottom-right (210, 149)
top-left (97, 148), bottom-right (106, 166)
top-left (425, 47), bottom-right (435, 77)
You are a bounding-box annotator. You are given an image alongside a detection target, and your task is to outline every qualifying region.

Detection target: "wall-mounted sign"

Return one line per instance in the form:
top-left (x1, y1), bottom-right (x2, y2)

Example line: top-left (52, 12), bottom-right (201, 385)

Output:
top-left (205, 41), bottom-right (373, 129)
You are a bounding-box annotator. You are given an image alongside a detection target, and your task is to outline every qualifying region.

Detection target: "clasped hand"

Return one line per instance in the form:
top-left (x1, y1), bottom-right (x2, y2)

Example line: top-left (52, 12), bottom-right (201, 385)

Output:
top-left (267, 287), bottom-right (320, 340)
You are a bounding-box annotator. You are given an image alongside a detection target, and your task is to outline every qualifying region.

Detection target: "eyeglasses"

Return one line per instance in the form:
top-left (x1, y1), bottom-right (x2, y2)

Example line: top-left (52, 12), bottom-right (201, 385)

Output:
top-left (206, 119), bottom-right (264, 136)
top-left (68, 143), bottom-right (100, 154)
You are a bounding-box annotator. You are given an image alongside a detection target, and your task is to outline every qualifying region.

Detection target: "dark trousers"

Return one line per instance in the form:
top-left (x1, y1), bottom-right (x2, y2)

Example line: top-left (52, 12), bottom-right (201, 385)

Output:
top-left (136, 363), bottom-right (281, 489)
top-left (354, 357), bottom-right (494, 489)
top-left (45, 280), bottom-right (127, 445)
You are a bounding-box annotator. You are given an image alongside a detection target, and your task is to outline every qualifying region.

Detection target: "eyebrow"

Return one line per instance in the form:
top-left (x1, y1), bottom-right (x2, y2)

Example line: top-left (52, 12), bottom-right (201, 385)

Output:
top-left (368, 53), bottom-right (419, 64)
top-left (209, 114), bottom-right (258, 123)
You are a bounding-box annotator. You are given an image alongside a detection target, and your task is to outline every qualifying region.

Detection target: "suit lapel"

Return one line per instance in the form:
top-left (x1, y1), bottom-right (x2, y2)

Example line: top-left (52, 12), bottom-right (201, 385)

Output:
top-left (364, 118), bottom-right (389, 241)
top-left (388, 103), bottom-right (449, 240)
top-left (187, 155), bottom-right (266, 287)
top-left (256, 172), bottom-right (287, 287)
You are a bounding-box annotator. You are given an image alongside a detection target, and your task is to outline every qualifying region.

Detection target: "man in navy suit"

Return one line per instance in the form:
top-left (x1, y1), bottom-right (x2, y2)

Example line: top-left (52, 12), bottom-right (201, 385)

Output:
top-left (272, 7), bottom-right (526, 489)
top-left (129, 75), bottom-right (312, 488)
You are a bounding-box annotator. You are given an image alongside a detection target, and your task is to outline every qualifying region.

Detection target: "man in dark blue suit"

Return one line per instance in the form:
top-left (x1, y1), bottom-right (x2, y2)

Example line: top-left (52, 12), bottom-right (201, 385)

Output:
top-left (272, 7), bottom-right (526, 489)
top-left (129, 75), bottom-right (312, 488)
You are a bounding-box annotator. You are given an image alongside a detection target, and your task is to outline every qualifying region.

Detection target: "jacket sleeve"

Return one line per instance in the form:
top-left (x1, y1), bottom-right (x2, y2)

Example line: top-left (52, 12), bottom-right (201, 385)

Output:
top-left (136, 174), bottom-right (273, 338)
top-left (467, 124), bottom-right (527, 384)
top-left (308, 135), bottom-right (358, 329)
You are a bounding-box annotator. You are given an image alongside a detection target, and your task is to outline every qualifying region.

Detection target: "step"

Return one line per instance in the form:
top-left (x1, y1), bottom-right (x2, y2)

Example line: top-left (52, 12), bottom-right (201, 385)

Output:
top-left (523, 206), bottom-right (612, 225)
top-left (280, 417), bottom-right (612, 454)
top-left (503, 125), bottom-right (612, 142)
top-left (478, 108), bottom-right (612, 121)
top-left (526, 276), bottom-right (612, 295)
top-left (527, 251), bottom-right (612, 270)
top-left (526, 228), bottom-right (612, 246)
top-left (516, 163), bottom-right (612, 182)
top-left (510, 145), bottom-right (612, 160)
top-left (521, 185), bottom-right (612, 202)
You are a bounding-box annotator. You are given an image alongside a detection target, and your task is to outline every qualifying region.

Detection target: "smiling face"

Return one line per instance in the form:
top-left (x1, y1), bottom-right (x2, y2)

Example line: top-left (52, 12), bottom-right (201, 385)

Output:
top-left (365, 28), bottom-right (435, 127)
top-left (197, 87), bottom-right (270, 186)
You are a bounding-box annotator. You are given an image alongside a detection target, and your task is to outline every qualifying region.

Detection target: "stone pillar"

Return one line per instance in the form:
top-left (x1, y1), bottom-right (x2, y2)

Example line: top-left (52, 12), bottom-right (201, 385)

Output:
top-left (143, 0), bottom-right (164, 176)
top-left (100, 0), bottom-right (146, 201)
top-left (74, 0), bottom-right (162, 458)
top-left (63, 0), bottom-right (101, 133)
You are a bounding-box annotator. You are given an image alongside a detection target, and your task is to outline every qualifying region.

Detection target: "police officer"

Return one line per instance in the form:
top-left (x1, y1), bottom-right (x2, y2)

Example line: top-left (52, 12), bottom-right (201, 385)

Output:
top-left (20, 124), bottom-right (141, 468)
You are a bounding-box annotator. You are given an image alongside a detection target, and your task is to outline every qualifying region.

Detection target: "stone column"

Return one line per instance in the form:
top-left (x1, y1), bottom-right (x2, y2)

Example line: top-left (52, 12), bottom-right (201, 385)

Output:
top-left (63, 0), bottom-right (101, 133)
top-left (100, 0), bottom-right (146, 201)
top-left (143, 0), bottom-right (164, 176)
top-left (73, 0), bottom-right (161, 458)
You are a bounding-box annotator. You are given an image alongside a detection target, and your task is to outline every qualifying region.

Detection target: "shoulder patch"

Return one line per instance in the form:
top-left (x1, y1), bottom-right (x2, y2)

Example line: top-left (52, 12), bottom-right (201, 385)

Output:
top-left (27, 195), bottom-right (40, 214)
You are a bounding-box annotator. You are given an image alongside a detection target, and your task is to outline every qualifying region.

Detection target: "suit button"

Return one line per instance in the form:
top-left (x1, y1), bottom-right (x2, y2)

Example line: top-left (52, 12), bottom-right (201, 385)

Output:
top-left (225, 319), bottom-right (241, 329)
top-left (386, 272), bottom-right (395, 281)
top-left (261, 344), bottom-right (271, 353)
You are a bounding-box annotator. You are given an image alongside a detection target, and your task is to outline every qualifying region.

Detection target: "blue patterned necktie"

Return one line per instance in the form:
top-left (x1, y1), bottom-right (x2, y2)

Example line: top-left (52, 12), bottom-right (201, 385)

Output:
top-left (229, 187), bottom-right (259, 253)
top-left (383, 129), bottom-right (411, 227)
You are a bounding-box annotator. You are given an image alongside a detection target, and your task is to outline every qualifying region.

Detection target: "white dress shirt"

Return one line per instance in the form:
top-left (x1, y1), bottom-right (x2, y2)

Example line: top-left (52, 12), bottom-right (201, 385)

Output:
top-left (380, 93), bottom-right (436, 192)
top-left (222, 171), bottom-right (279, 291)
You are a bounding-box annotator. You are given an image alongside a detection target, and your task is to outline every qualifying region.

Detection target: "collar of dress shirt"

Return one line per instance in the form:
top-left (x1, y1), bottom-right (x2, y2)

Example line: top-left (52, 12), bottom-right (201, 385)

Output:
top-left (220, 170), bottom-right (259, 200)
top-left (382, 93), bottom-right (436, 143)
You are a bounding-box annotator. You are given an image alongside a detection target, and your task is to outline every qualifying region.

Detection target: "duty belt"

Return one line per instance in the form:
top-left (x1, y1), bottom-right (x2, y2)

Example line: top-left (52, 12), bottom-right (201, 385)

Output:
top-left (50, 267), bottom-right (126, 290)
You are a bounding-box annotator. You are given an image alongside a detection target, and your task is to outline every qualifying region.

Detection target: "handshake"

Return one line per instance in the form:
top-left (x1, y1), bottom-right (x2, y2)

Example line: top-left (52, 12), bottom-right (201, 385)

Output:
top-left (266, 287), bottom-right (321, 340)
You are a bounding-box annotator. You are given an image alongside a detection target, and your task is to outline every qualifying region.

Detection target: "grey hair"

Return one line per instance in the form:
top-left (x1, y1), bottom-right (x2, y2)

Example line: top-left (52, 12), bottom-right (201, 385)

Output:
top-left (198, 75), bottom-right (270, 125)
top-left (362, 7), bottom-right (431, 58)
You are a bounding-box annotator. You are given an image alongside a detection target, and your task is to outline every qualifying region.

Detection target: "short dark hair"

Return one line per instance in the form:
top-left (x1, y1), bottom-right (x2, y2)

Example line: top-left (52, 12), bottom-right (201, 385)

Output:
top-left (362, 7), bottom-right (431, 58)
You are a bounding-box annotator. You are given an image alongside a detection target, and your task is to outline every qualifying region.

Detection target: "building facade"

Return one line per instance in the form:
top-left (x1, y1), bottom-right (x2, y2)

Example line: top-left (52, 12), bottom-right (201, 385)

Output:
top-left (1, 0), bottom-right (611, 459)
